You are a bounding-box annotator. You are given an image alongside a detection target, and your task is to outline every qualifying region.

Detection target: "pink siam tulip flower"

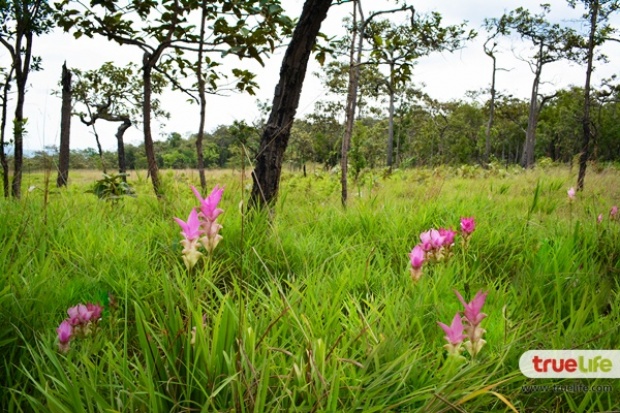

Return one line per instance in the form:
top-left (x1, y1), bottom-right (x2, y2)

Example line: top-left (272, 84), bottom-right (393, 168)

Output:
top-left (67, 304), bottom-right (94, 326)
top-left (454, 290), bottom-right (488, 358)
top-left (86, 303), bottom-right (103, 321)
top-left (567, 187), bottom-right (576, 201)
top-left (438, 228), bottom-right (457, 247)
top-left (174, 208), bottom-right (204, 269)
top-left (419, 230), bottom-right (433, 251)
top-left (438, 312), bottom-right (465, 346)
top-left (57, 319), bottom-right (73, 353)
top-left (611, 206), bottom-right (618, 220)
top-left (192, 185), bottom-right (224, 222)
top-left (454, 290), bottom-right (488, 325)
top-left (409, 244), bottom-right (425, 269)
top-left (437, 312), bottom-right (465, 357)
top-left (429, 229), bottom-right (446, 249)
top-left (409, 244), bottom-right (426, 282)
top-left (460, 217), bottom-right (476, 235)
top-left (174, 208), bottom-right (202, 242)
top-left (420, 229), bottom-right (445, 251)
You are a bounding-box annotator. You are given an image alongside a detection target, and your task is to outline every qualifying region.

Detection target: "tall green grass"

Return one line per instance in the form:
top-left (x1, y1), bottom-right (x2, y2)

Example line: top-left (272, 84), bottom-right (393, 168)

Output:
top-left (1, 165), bottom-right (619, 412)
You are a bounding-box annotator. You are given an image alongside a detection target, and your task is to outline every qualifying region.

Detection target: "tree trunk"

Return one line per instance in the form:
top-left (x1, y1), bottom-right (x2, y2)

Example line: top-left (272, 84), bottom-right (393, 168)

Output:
top-left (250, 0), bottom-right (332, 208)
top-left (485, 51), bottom-right (497, 165)
top-left (142, 52), bottom-right (161, 196)
top-left (57, 62), bottom-right (72, 187)
top-left (341, 0), bottom-right (362, 208)
top-left (0, 68), bottom-right (12, 198)
top-left (386, 63), bottom-right (395, 168)
top-left (195, 0), bottom-right (208, 192)
top-left (577, 0), bottom-right (598, 191)
top-left (521, 53), bottom-right (542, 169)
top-left (116, 117), bottom-right (131, 180)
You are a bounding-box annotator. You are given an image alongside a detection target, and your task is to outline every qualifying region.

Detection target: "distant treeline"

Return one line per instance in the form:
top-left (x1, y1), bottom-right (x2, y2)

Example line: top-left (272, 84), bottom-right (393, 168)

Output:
top-left (14, 86), bottom-right (620, 173)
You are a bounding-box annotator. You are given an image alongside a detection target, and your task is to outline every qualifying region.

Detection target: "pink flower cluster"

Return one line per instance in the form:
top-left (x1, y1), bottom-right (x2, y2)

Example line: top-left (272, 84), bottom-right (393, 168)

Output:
top-left (599, 205), bottom-right (618, 224)
top-left (174, 185), bottom-right (224, 270)
top-left (437, 290), bottom-right (488, 358)
top-left (56, 303), bottom-right (103, 353)
top-left (409, 217), bottom-right (475, 282)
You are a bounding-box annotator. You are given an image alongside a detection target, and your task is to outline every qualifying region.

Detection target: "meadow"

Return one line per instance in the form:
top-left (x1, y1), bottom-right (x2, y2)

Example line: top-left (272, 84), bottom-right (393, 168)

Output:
top-left (1, 164), bottom-right (619, 412)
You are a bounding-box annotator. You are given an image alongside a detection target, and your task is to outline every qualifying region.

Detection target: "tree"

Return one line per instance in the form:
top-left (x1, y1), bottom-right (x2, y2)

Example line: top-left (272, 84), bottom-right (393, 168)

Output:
top-left (482, 15), bottom-right (510, 165)
top-left (0, 0), bottom-right (53, 198)
top-left (338, 2), bottom-right (416, 206)
top-left (0, 66), bottom-right (13, 197)
top-left (364, 12), bottom-right (474, 169)
top-left (569, 0), bottom-right (619, 190)
top-left (56, 62), bottom-right (71, 187)
top-left (56, 0), bottom-right (291, 197)
top-left (70, 62), bottom-right (168, 178)
top-left (500, 5), bottom-right (582, 168)
top-left (250, 0), bottom-right (332, 209)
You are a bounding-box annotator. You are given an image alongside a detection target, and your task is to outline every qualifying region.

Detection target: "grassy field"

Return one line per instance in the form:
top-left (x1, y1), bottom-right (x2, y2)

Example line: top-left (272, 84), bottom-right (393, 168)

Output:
top-left (1, 164), bottom-right (619, 412)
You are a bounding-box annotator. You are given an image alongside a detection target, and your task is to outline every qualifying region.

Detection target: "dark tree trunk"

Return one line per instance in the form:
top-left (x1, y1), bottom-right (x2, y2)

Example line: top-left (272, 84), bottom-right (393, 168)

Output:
top-left (57, 62), bottom-right (72, 187)
top-left (10, 24), bottom-right (35, 199)
top-left (116, 117), bottom-right (131, 181)
top-left (521, 53), bottom-right (543, 168)
top-left (341, 0), bottom-right (362, 208)
top-left (0, 68), bottom-right (12, 198)
top-left (195, 0), bottom-right (208, 192)
top-left (577, 0), bottom-right (598, 191)
top-left (142, 52), bottom-right (161, 196)
top-left (250, 0), bottom-right (332, 208)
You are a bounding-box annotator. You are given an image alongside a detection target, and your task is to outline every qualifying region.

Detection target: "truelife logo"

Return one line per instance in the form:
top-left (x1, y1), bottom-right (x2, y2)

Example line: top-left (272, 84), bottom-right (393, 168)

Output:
top-left (519, 350), bottom-right (620, 378)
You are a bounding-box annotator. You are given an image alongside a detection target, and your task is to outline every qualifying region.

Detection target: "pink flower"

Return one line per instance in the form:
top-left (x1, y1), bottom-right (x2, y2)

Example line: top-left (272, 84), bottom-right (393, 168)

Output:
top-left (437, 312), bottom-right (465, 346)
top-left (567, 187), bottom-right (576, 201)
top-left (438, 228), bottom-right (456, 247)
top-left (454, 290), bottom-right (488, 325)
top-left (174, 208), bottom-right (202, 242)
top-left (420, 229), bottom-right (445, 251)
top-left (409, 245), bottom-right (425, 270)
top-left (460, 217), bottom-right (476, 235)
top-left (192, 185), bottom-right (224, 222)
top-left (57, 319), bottom-right (73, 353)
top-left (611, 206), bottom-right (618, 220)
top-left (57, 320), bottom-right (73, 344)
top-left (67, 304), bottom-right (94, 326)
top-left (598, 214), bottom-right (603, 224)
top-left (419, 230), bottom-right (432, 251)
top-left (86, 303), bottom-right (103, 321)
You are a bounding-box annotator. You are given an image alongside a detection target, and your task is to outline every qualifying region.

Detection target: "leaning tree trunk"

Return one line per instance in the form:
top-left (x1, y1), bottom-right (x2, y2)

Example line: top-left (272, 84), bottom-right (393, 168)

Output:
top-left (577, 0), bottom-right (598, 191)
top-left (250, 0), bottom-right (332, 208)
top-left (142, 52), bottom-right (161, 196)
top-left (57, 62), bottom-right (72, 187)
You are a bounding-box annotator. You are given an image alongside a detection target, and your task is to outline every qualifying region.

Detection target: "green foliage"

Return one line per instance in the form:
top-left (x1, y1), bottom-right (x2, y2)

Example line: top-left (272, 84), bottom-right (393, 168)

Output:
top-left (87, 173), bottom-right (135, 201)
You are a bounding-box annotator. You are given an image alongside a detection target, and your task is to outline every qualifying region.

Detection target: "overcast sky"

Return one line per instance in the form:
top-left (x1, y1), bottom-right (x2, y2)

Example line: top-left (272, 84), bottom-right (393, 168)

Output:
top-left (4, 0), bottom-right (620, 152)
